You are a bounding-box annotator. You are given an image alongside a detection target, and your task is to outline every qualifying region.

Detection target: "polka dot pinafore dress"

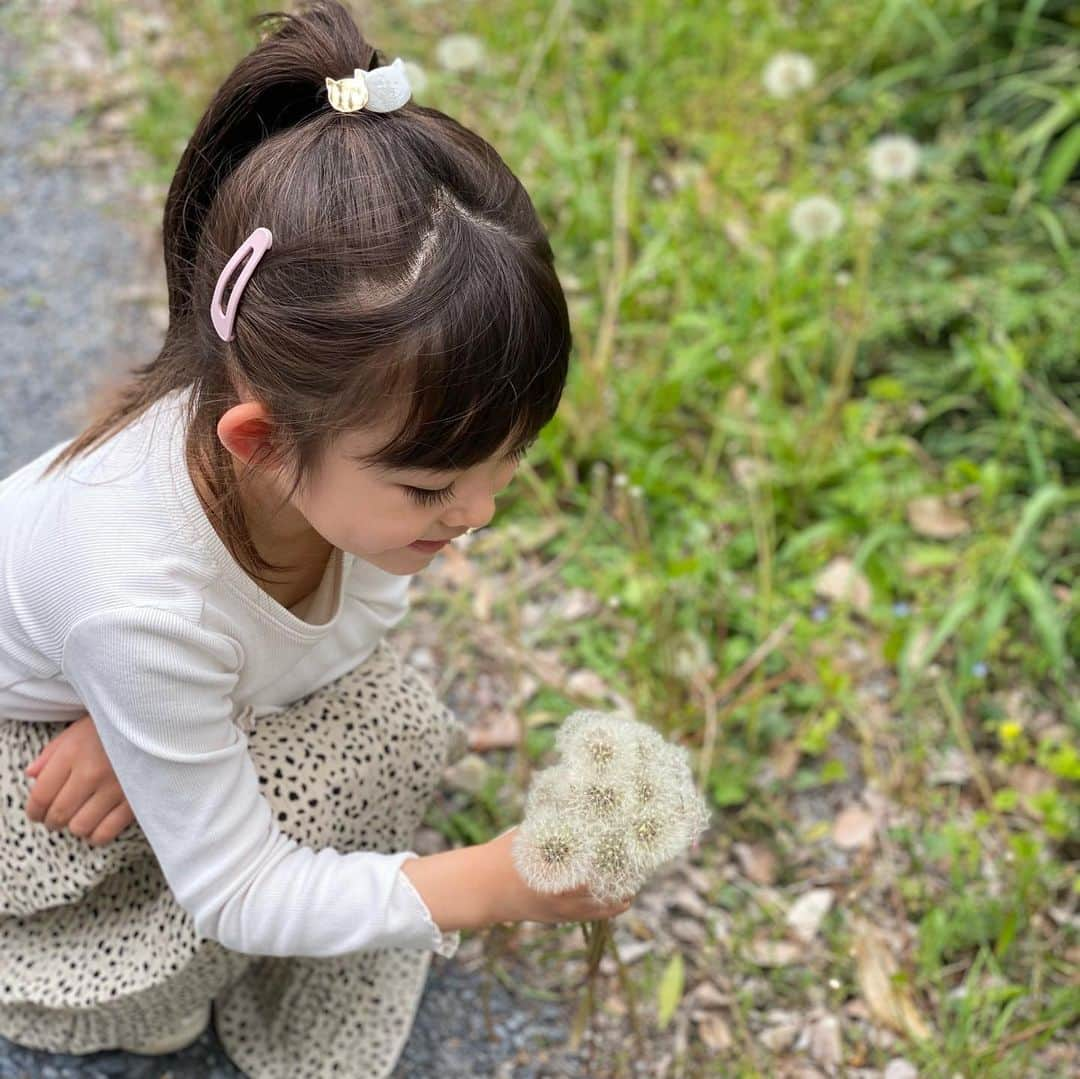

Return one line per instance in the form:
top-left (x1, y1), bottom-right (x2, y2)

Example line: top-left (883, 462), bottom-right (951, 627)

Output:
top-left (0, 626), bottom-right (470, 1078)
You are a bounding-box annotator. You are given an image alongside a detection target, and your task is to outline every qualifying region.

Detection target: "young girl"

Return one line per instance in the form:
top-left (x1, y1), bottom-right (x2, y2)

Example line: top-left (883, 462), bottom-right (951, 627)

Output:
top-left (0, 3), bottom-right (633, 1076)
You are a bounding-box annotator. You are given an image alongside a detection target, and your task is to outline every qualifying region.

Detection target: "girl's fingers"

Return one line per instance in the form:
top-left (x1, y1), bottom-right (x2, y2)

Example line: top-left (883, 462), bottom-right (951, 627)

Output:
top-left (25, 762), bottom-right (73, 823)
top-left (67, 789), bottom-right (127, 840)
top-left (25, 739), bottom-right (57, 776)
top-left (41, 772), bottom-right (97, 831)
top-left (88, 802), bottom-right (136, 847)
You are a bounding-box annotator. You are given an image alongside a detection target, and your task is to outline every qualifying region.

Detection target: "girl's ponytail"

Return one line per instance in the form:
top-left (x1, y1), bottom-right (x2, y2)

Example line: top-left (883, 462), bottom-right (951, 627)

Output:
top-left (163, 2), bottom-right (380, 348)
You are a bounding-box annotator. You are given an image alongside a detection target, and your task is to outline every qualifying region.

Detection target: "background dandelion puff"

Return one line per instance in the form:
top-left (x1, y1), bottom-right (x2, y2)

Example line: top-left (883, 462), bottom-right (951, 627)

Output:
top-left (867, 133), bottom-right (922, 183)
top-left (762, 51), bottom-right (816, 98)
top-left (434, 33), bottom-right (486, 73)
top-left (789, 195), bottom-right (844, 242)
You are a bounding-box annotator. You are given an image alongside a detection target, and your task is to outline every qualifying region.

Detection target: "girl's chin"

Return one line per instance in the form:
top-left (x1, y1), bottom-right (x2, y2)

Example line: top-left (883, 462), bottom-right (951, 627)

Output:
top-left (352, 545), bottom-right (440, 574)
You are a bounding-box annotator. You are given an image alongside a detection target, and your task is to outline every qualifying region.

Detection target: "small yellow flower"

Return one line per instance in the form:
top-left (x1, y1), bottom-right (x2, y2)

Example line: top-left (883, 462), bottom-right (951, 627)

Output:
top-left (999, 720), bottom-right (1024, 744)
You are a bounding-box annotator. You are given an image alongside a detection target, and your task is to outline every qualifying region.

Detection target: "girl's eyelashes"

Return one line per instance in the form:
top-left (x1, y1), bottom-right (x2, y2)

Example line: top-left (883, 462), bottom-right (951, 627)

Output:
top-left (399, 442), bottom-right (531, 507)
top-left (403, 483), bottom-right (456, 507)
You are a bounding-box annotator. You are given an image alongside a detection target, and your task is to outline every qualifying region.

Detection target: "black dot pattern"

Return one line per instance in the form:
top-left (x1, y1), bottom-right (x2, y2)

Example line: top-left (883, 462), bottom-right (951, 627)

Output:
top-left (0, 638), bottom-right (469, 1077)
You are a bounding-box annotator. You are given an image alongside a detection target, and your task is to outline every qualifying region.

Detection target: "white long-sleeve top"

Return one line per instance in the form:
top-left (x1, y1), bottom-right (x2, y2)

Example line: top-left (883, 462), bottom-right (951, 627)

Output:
top-left (0, 385), bottom-right (460, 960)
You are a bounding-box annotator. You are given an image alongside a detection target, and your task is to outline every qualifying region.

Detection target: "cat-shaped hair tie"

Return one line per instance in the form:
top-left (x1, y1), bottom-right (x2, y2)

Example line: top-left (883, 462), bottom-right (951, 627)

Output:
top-left (325, 57), bottom-right (412, 114)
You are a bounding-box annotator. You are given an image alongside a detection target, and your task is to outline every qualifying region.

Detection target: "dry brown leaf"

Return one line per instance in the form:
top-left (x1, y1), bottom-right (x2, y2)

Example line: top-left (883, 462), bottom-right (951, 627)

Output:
top-left (565, 668), bottom-right (611, 701)
top-left (430, 544), bottom-right (476, 587)
top-left (832, 804), bottom-right (876, 849)
top-left (733, 841), bottom-right (778, 885)
top-left (695, 1012), bottom-right (734, 1052)
top-left (814, 557), bottom-right (872, 615)
top-left (552, 588), bottom-right (600, 621)
top-left (669, 885), bottom-right (709, 920)
top-left (786, 888), bottom-right (835, 942)
top-left (731, 456), bottom-right (771, 489)
top-left (471, 579), bottom-right (495, 621)
top-left (758, 1021), bottom-right (801, 1051)
top-left (442, 753), bottom-right (495, 796)
top-left (1009, 763), bottom-right (1056, 799)
top-left (671, 917), bottom-right (708, 948)
top-left (723, 216), bottom-right (767, 261)
top-left (927, 745), bottom-right (971, 786)
top-left (466, 709), bottom-right (520, 752)
top-left (768, 739), bottom-right (801, 780)
top-left (803, 1014), bottom-right (843, 1071)
top-left (685, 981), bottom-right (729, 1010)
top-left (747, 936), bottom-right (804, 967)
top-left (852, 918), bottom-right (932, 1040)
top-left (905, 496), bottom-right (969, 539)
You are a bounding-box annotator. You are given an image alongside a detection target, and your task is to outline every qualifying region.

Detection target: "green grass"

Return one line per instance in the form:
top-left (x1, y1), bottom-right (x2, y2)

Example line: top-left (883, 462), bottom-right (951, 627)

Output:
top-left (16, 0), bottom-right (1079, 1073)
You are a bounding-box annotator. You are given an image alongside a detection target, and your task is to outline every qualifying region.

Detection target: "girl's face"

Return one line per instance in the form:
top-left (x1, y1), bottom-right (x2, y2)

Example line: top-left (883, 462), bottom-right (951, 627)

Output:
top-left (291, 424), bottom-right (527, 575)
top-left (224, 402), bottom-right (530, 577)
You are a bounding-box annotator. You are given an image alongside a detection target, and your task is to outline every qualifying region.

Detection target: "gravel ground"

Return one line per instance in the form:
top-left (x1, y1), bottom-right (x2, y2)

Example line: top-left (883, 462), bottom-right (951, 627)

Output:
top-left (0, 14), bottom-right (600, 1079)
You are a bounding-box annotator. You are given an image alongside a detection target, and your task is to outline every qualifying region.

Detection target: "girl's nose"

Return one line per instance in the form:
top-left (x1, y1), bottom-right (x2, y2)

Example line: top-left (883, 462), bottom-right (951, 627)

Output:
top-left (445, 492), bottom-right (496, 533)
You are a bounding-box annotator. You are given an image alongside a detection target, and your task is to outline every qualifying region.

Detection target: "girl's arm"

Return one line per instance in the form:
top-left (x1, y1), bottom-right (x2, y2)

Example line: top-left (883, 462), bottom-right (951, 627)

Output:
top-left (61, 605), bottom-right (455, 958)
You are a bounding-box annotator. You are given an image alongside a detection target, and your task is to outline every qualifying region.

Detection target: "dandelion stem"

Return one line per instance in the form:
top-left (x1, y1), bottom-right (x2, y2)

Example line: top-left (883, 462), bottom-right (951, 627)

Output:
top-left (604, 917), bottom-right (646, 1058)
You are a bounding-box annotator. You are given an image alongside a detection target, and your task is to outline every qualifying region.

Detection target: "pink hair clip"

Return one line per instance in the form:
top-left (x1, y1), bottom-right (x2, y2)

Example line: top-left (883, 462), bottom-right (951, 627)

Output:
top-left (210, 226), bottom-right (273, 342)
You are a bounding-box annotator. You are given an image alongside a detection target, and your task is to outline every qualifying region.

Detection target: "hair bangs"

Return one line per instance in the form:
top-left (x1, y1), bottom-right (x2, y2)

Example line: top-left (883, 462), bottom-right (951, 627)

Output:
top-left (350, 248), bottom-right (569, 473)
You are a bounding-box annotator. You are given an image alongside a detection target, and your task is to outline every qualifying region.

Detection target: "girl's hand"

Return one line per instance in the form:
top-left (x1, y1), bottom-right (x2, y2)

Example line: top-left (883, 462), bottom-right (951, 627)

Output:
top-left (24, 714), bottom-right (136, 847)
top-left (483, 826), bottom-right (634, 926)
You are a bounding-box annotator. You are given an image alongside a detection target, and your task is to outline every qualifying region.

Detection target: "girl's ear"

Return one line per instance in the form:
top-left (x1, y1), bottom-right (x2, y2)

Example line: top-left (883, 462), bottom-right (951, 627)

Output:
top-left (217, 401), bottom-right (276, 467)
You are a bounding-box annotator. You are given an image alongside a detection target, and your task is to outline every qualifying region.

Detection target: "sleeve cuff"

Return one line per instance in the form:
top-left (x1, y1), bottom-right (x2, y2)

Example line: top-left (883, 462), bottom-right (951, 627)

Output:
top-left (394, 857), bottom-right (461, 960)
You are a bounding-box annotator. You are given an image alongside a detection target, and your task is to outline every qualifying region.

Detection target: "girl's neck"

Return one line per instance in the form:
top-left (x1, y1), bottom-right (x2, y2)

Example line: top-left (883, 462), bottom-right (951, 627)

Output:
top-left (192, 455), bottom-right (335, 598)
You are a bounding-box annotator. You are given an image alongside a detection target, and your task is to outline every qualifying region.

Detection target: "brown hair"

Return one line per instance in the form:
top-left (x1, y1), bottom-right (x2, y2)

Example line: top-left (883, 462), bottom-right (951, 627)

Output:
top-left (44, 0), bottom-right (571, 583)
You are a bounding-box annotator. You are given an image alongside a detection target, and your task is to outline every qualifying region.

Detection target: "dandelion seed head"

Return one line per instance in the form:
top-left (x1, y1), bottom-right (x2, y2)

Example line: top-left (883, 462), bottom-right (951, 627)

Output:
top-left (789, 196), bottom-right (844, 242)
top-left (512, 811), bottom-right (586, 893)
top-left (631, 770), bottom-right (657, 806)
top-left (632, 811), bottom-right (662, 848)
top-left (435, 33), bottom-right (485, 73)
top-left (581, 780), bottom-right (624, 820)
top-left (521, 710), bottom-right (711, 900)
top-left (524, 766), bottom-right (567, 816)
top-left (867, 134), bottom-right (922, 183)
top-left (587, 830), bottom-right (636, 903)
top-left (583, 728), bottom-right (618, 770)
top-left (556, 711), bottom-right (634, 774)
top-left (762, 51), bottom-right (816, 99)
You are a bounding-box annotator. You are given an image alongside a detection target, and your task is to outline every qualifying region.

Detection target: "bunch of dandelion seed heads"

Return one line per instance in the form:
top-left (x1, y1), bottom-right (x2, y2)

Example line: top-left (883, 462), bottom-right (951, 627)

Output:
top-left (512, 711), bottom-right (712, 906)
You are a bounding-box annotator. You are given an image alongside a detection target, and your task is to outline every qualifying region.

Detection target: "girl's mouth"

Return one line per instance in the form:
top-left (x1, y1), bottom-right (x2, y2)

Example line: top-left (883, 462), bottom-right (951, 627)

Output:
top-left (408, 538), bottom-right (450, 552)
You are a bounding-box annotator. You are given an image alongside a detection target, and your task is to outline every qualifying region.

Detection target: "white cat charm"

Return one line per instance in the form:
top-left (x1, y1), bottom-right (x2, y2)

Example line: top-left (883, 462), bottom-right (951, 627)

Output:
top-left (326, 58), bottom-right (411, 114)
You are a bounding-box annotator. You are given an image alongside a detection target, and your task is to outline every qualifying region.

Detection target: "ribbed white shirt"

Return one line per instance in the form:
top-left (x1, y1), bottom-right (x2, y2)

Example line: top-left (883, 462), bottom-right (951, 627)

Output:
top-left (0, 386), bottom-right (459, 960)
